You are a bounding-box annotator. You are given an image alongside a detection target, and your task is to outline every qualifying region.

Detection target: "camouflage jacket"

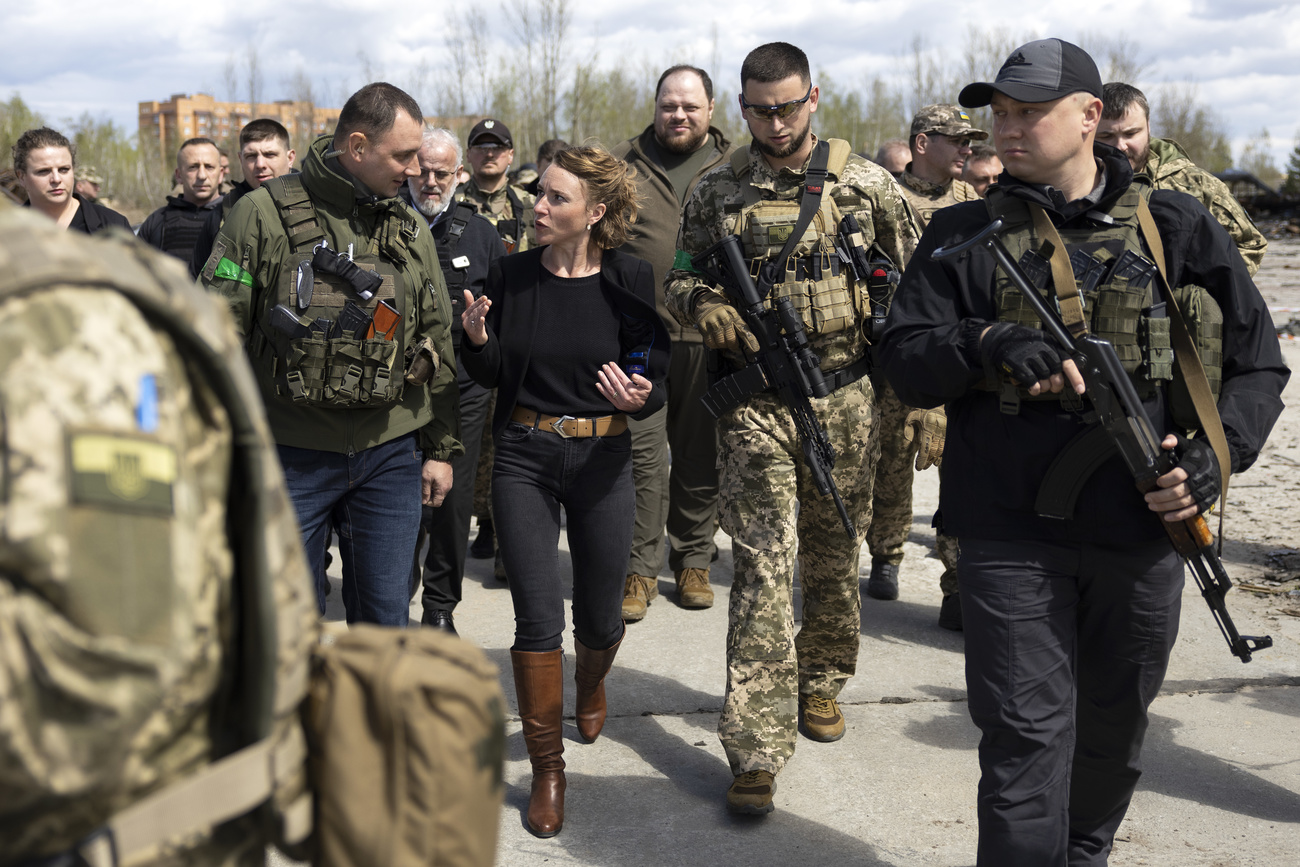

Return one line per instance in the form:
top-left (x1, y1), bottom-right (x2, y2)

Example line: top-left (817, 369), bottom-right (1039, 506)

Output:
top-left (0, 208), bottom-right (317, 866)
top-left (1143, 137), bottom-right (1267, 275)
top-left (456, 177), bottom-right (537, 253)
top-left (666, 139), bottom-right (921, 373)
top-left (898, 168), bottom-right (981, 228)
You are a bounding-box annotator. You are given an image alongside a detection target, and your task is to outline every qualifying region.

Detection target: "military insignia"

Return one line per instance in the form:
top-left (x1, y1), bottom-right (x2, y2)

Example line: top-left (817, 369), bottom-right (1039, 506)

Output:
top-left (959, 110), bottom-right (972, 123)
top-left (68, 431), bottom-right (176, 514)
top-left (484, 120), bottom-right (495, 129)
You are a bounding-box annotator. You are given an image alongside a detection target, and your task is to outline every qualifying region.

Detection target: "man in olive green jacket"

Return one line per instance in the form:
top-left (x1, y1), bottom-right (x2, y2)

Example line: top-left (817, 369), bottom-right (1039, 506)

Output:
top-left (612, 64), bottom-right (735, 620)
top-left (202, 83), bottom-right (461, 626)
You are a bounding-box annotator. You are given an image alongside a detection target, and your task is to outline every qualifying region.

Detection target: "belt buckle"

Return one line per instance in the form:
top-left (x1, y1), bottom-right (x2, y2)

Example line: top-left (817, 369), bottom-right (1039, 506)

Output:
top-left (549, 415), bottom-right (577, 438)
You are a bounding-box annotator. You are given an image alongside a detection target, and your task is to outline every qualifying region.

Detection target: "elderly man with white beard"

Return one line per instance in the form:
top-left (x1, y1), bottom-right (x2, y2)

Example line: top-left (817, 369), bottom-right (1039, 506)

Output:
top-left (404, 126), bottom-right (508, 633)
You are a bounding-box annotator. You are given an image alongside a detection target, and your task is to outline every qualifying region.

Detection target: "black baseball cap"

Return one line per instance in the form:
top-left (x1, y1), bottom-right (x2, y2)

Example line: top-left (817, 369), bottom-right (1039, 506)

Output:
top-left (959, 38), bottom-right (1103, 107)
top-left (467, 118), bottom-right (513, 148)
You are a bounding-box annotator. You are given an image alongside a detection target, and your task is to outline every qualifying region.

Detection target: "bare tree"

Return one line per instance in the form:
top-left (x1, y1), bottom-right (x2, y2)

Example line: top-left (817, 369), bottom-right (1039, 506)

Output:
top-left (246, 46), bottom-right (263, 115)
top-left (1239, 127), bottom-right (1282, 187)
top-left (1152, 83), bottom-right (1233, 173)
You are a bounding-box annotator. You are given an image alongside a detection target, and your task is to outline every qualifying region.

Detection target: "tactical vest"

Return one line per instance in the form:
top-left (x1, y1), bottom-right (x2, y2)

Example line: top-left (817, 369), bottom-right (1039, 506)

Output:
top-left (436, 201), bottom-right (478, 340)
top-left (986, 182), bottom-right (1222, 420)
top-left (728, 140), bottom-right (865, 336)
top-left (159, 204), bottom-right (208, 261)
top-left (254, 173), bottom-right (428, 408)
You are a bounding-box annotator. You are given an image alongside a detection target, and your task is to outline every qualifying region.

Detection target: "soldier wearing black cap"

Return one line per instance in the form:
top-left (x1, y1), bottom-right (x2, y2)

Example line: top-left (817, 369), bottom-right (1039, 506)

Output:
top-left (879, 38), bottom-right (1288, 865)
top-left (457, 118), bottom-right (537, 253)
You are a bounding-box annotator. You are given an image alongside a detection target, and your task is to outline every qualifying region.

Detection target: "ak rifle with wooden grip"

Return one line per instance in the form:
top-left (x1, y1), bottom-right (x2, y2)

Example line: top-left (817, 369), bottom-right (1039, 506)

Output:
top-left (691, 234), bottom-right (855, 540)
top-left (932, 218), bottom-right (1271, 663)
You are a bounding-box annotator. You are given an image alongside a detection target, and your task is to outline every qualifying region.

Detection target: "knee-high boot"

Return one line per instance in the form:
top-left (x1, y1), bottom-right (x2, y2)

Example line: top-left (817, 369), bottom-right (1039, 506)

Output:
top-left (511, 648), bottom-right (565, 837)
top-left (574, 633), bottom-right (622, 743)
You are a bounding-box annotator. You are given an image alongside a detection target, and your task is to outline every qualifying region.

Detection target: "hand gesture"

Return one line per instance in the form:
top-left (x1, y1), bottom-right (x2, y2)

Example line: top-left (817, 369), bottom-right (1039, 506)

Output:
top-left (596, 362), bottom-right (652, 412)
top-left (462, 289), bottom-right (491, 346)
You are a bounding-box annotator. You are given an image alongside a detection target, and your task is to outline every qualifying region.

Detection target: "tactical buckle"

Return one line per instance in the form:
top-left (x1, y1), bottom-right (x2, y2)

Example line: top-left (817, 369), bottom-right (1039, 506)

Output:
top-left (549, 415), bottom-right (577, 438)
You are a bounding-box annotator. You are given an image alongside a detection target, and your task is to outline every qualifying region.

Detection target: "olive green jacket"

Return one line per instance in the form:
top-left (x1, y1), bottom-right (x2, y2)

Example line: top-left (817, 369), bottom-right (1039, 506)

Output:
top-left (202, 136), bottom-right (462, 458)
top-left (613, 126), bottom-right (734, 345)
top-left (1143, 137), bottom-right (1267, 275)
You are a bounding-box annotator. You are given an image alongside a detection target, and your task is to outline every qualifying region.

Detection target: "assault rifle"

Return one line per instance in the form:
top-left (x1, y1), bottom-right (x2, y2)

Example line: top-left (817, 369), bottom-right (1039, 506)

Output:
top-left (932, 219), bottom-right (1272, 662)
top-left (692, 234), bottom-right (855, 540)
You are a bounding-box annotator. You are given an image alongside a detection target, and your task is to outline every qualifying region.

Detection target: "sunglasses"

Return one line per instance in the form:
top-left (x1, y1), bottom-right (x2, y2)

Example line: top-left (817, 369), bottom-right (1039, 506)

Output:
top-left (740, 84), bottom-right (813, 120)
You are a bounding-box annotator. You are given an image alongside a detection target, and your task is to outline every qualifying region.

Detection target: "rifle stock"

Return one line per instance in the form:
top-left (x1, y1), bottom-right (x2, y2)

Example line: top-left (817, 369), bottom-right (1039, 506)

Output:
top-left (932, 219), bottom-right (1271, 662)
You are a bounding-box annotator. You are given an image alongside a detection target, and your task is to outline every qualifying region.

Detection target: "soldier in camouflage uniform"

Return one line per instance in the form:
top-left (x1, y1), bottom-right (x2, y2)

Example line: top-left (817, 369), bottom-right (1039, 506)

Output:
top-left (0, 199), bottom-right (318, 866)
top-left (665, 42), bottom-right (920, 814)
top-left (866, 105), bottom-right (988, 630)
top-left (1099, 82), bottom-right (1267, 275)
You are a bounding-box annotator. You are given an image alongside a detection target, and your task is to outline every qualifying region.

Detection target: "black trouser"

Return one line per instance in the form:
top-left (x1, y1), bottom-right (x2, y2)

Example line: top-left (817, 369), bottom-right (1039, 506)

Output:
top-left (493, 418), bottom-right (633, 652)
top-left (960, 537), bottom-right (1183, 866)
top-left (415, 380), bottom-right (491, 615)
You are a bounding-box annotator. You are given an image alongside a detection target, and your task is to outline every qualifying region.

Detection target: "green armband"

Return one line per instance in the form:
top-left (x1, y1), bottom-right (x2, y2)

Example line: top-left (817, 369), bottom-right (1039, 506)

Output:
top-left (213, 257), bottom-right (254, 287)
top-left (672, 249), bottom-right (699, 274)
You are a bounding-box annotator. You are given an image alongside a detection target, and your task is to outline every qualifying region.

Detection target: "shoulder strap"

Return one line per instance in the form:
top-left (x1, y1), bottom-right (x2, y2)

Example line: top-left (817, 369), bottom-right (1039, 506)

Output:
top-left (505, 186), bottom-right (526, 247)
top-left (263, 174), bottom-right (326, 253)
top-left (729, 146), bottom-right (750, 180)
top-left (1026, 204), bottom-right (1089, 340)
top-left (1135, 196), bottom-right (1231, 518)
top-left (759, 140), bottom-right (832, 291)
top-left (824, 138), bottom-right (852, 179)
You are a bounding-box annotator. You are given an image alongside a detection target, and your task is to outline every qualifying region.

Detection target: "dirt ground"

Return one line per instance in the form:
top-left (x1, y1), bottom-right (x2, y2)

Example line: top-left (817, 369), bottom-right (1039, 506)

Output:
top-left (1217, 224), bottom-right (1300, 630)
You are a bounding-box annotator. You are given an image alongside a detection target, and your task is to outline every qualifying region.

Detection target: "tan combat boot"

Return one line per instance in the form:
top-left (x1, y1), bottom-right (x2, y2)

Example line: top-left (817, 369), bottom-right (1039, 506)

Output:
top-left (621, 574), bottom-right (658, 621)
top-left (726, 769), bottom-right (777, 815)
top-left (799, 694), bottom-right (846, 742)
top-left (674, 567), bottom-right (714, 609)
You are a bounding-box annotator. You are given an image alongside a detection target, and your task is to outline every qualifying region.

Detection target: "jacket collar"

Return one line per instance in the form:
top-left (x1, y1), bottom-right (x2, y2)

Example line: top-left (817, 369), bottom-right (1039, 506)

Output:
top-left (996, 143), bottom-right (1135, 220)
top-left (301, 135), bottom-right (406, 215)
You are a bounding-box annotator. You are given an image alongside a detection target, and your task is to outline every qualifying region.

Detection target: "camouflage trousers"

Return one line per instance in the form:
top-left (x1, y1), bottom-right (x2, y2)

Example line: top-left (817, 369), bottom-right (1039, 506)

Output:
top-left (937, 531), bottom-right (960, 596)
top-left (866, 378), bottom-right (914, 565)
top-left (716, 378), bottom-right (879, 776)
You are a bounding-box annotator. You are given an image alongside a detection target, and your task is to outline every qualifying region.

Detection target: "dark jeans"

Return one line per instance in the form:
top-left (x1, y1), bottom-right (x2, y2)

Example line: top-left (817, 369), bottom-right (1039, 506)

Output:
top-left (277, 434), bottom-right (424, 626)
top-left (415, 381), bottom-right (491, 615)
top-left (493, 420), bottom-right (634, 652)
top-left (960, 537), bottom-right (1184, 867)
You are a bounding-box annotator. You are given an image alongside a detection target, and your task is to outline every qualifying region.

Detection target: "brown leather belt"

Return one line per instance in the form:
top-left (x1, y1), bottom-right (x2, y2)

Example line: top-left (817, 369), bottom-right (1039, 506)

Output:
top-left (511, 406), bottom-right (628, 438)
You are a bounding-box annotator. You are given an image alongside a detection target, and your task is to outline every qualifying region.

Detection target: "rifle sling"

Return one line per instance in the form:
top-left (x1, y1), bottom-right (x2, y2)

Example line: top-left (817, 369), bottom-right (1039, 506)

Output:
top-left (1134, 197), bottom-right (1231, 525)
top-left (1027, 204), bottom-right (1089, 339)
top-left (762, 140), bottom-right (831, 290)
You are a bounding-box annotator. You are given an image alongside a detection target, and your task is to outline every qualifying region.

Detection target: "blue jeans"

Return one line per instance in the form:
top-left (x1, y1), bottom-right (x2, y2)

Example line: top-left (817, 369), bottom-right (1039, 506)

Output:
top-left (277, 434), bottom-right (424, 626)
top-left (492, 420), bottom-right (634, 652)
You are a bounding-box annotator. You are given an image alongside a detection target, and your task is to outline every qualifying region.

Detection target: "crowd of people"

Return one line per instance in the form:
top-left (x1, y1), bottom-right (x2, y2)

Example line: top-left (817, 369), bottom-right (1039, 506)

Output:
top-left (3, 34), bottom-right (1287, 867)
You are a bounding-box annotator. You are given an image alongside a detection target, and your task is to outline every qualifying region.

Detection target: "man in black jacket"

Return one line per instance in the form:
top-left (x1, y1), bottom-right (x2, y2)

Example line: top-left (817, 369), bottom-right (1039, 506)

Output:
top-left (878, 39), bottom-right (1288, 865)
top-left (403, 126), bottom-right (507, 634)
top-left (138, 137), bottom-right (223, 262)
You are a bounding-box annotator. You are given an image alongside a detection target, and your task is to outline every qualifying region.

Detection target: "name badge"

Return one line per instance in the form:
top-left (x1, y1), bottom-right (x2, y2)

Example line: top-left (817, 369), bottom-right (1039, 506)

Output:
top-left (452, 255), bottom-right (471, 270)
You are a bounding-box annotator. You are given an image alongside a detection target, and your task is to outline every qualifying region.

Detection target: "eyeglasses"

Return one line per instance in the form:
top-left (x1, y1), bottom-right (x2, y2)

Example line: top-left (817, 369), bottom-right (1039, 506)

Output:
top-left (419, 169), bottom-right (456, 182)
top-left (740, 84), bottom-right (813, 120)
top-left (931, 134), bottom-right (973, 149)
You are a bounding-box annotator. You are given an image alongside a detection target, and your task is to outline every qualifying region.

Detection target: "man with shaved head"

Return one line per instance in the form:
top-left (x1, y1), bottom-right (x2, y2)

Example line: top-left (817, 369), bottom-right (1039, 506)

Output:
top-left (138, 137), bottom-right (224, 262)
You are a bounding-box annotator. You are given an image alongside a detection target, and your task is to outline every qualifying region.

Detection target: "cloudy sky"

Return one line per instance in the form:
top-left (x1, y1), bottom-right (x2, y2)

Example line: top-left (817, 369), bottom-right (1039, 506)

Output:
top-left (3, 0), bottom-right (1298, 166)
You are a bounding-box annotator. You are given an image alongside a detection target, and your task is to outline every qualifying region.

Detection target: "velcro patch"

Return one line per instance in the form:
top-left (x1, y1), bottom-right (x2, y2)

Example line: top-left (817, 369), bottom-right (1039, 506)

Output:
top-left (68, 432), bottom-right (176, 514)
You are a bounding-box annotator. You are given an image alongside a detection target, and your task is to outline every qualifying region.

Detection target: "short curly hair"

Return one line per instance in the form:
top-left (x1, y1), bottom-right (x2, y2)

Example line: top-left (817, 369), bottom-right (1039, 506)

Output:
top-left (548, 146), bottom-right (642, 250)
top-left (13, 127), bottom-right (75, 174)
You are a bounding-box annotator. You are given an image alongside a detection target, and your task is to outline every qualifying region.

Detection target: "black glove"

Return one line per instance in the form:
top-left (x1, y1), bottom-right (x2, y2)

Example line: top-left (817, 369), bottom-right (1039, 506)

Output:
top-left (1171, 433), bottom-right (1220, 514)
top-left (979, 322), bottom-right (1068, 384)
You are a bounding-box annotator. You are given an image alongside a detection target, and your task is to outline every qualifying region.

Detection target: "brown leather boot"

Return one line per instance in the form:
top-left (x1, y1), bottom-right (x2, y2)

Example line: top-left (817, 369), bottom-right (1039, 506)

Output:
top-left (511, 648), bottom-right (566, 837)
top-left (574, 633), bottom-right (622, 743)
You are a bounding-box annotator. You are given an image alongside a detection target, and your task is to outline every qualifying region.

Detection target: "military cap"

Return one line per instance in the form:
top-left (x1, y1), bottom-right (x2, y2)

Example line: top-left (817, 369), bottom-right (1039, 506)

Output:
top-left (78, 165), bottom-right (105, 185)
top-left (910, 105), bottom-right (988, 140)
top-left (960, 38), bottom-right (1103, 108)
top-left (468, 118), bottom-right (513, 148)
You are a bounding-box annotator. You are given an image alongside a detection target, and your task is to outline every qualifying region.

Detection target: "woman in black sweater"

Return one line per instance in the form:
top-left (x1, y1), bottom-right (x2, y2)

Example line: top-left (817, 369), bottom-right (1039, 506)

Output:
top-left (461, 146), bottom-right (669, 838)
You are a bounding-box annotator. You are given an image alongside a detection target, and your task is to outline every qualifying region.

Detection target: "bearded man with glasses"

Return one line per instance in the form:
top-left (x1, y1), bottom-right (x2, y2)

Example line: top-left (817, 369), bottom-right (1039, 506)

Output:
top-left (666, 41), bottom-right (921, 816)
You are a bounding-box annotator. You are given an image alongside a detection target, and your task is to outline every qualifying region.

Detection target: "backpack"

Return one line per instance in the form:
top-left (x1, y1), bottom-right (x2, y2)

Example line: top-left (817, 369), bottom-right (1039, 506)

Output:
top-left (0, 214), bottom-right (504, 867)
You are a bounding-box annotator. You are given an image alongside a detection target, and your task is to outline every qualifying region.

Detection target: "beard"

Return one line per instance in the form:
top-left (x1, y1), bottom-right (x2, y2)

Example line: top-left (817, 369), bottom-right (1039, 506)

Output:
top-left (657, 124), bottom-right (709, 155)
top-left (752, 115), bottom-right (811, 160)
top-left (412, 180), bottom-right (458, 218)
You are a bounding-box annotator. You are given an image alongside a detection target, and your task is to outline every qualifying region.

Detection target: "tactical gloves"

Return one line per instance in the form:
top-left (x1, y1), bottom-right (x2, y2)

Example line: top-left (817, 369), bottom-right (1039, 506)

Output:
top-left (903, 408), bottom-right (947, 470)
top-left (1171, 433), bottom-right (1221, 514)
top-left (980, 322), bottom-right (1068, 384)
top-left (697, 297), bottom-right (759, 354)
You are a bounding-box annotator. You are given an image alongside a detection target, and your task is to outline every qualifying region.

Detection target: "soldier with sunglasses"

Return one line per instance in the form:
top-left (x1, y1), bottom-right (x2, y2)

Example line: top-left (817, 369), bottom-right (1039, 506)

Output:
top-left (665, 41), bottom-right (921, 816)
